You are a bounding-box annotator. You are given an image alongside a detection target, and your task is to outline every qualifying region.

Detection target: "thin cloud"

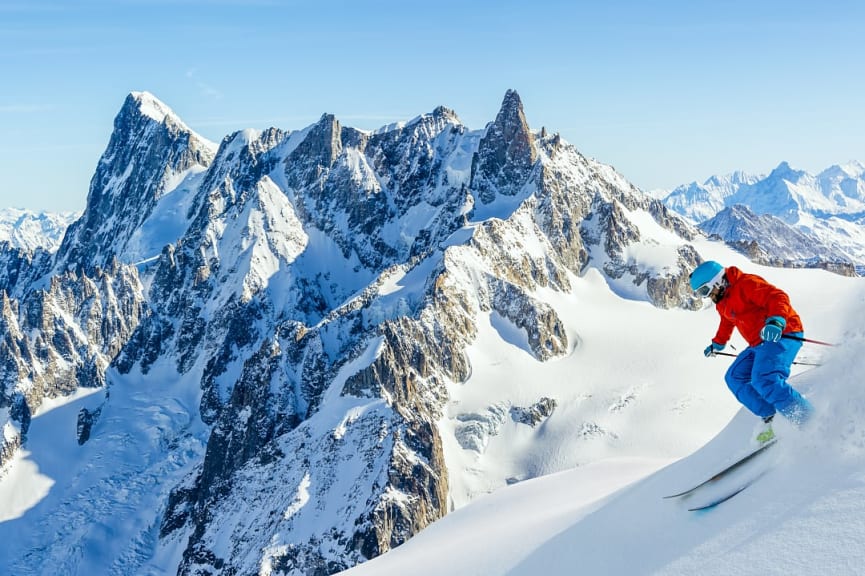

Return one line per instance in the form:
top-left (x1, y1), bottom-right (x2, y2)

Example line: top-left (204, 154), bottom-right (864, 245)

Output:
top-left (196, 83), bottom-right (223, 100)
top-left (186, 69), bottom-right (223, 100)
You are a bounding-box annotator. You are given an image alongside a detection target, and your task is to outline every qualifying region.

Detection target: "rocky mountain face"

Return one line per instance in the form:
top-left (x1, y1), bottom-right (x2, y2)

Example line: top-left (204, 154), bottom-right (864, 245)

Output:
top-left (0, 258), bottom-right (146, 469)
top-left (662, 161), bottom-right (865, 271)
top-left (0, 242), bottom-right (50, 297)
top-left (1, 90), bottom-right (706, 575)
top-left (471, 89), bottom-right (537, 204)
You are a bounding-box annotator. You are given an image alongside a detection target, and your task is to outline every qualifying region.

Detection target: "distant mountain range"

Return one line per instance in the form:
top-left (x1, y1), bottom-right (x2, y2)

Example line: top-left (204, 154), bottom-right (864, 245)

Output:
top-left (660, 161), bottom-right (865, 272)
top-left (0, 208), bottom-right (80, 252)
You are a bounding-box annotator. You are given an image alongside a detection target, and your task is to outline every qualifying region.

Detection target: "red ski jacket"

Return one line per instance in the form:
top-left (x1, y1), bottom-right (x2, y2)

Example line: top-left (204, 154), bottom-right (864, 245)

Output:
top-left (712, 266), bottom-right (803, 348)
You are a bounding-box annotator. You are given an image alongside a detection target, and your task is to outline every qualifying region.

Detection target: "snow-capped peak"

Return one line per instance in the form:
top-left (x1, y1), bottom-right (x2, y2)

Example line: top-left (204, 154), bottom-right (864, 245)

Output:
top-left (127, 90), bottom-right (188, 130)
top-left (704, 170), bottom-right (763, 189)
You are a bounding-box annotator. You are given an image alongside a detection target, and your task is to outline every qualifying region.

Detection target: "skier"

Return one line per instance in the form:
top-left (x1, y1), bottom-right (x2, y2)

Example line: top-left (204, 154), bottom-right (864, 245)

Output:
top-left (690, 261), bottom-right (813, 443)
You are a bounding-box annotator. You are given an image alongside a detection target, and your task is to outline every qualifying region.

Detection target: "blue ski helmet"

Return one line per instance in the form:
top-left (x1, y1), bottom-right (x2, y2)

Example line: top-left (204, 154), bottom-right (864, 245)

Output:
top-left (689, 261), bottom-right (725, 297)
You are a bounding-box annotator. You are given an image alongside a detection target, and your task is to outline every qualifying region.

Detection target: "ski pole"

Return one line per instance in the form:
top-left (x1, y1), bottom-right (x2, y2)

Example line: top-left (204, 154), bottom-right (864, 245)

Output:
top-left (710, 350), bottom-right (821, 367)
top-left (713, 351), bottom-right (738, 359)
top-left (781, 334), bottom-right (834, 347)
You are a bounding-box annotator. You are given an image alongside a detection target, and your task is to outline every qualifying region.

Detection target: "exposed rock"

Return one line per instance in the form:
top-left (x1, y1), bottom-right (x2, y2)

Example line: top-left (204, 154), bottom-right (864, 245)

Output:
top-left (471, 90), bottom-right (537, 204)
top-left (700, 205), bottom-right (858, 276)
top-left (76, 404), bottom-right (103, 445)
top-left (455, 403), bottom-right (509, 452)
top-left (511, 397), bottom-right (558, 427)
top-left (0, 263), bottom-right (145, 469)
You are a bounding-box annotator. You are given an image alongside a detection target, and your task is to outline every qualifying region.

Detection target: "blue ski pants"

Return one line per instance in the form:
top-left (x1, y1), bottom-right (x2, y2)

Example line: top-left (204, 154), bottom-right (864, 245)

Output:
top-left (724, 333), bottom-right (811, 424)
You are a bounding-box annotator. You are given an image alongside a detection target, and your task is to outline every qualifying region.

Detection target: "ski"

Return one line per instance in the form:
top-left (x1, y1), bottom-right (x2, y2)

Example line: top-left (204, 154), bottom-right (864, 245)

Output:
top-left (663, 438), bottom-right (777, 500)
top-left (687, 484), bottom-right (750, 511)
top-left (688, 470), bottom-right (769, 511)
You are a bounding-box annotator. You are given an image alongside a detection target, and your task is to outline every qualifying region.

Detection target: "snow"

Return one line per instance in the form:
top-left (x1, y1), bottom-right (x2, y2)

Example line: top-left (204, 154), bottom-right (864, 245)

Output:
top-left (470, 181), bottom-right (537, 222)
top-left (283, 472), bottom-right (312, 520)
top-left (439, 262), bottom-right (739, 507)
top-left (342, 458), bottom-right (667, 576)
top-left (125, 167), bottom-right (208, 264)
top-left (443, 130), bottom-right (480, 187)
top-left (129, 91), bottom-right (196, 138)
top-left (340, 245), bottom-right (865, 576)
top-left (0, 385), bottom-right (108, 522)
top-left (0, 448), bottom-right (54, 522)
top-left (623, 208), bottom-right (685, 272)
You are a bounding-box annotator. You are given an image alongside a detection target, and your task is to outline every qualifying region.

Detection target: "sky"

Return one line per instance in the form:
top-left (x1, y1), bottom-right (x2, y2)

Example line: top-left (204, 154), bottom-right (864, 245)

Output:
top-left (1, 0), bottom-right (864, 211)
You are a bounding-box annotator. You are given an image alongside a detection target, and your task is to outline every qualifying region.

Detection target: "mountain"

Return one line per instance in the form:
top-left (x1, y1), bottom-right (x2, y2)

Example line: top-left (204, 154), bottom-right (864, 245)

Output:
top-left (726, 161), bottom-right (865, 222)
top-left (699, 205), bottom-right (856, 275)
top-left (661, 162), bottom-right (865, 269)
top-left (0, 208), bottom-right (80, 253)
top-left (661, 170), bottom-right (763, 223)
top-left (0, 89), bottom-right (823, 575)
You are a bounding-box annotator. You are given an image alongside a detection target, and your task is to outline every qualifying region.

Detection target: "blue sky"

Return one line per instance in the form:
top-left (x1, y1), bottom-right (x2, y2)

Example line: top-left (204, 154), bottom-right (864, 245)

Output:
top-left (1, 0), bottom-right (863, 211)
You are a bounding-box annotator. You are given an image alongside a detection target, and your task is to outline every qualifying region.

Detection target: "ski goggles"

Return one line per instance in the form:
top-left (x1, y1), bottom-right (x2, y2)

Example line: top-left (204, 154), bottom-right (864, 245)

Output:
top-left (694, 284), bottom-right (713, 297)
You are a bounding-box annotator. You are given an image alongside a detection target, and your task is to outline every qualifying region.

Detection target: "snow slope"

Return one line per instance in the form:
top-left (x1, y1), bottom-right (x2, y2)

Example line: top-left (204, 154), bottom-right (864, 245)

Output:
top-left (0, 359), bottom-right (209, 574)
top-left (341, 240), bottom-right (865, 576)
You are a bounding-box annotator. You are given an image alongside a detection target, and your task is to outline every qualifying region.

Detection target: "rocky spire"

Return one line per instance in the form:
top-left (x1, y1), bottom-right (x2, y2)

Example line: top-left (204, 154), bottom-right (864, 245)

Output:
top-left (297, 114), bottom-right (343, 166)
top-left (470, 89), bottom-right (537, 203)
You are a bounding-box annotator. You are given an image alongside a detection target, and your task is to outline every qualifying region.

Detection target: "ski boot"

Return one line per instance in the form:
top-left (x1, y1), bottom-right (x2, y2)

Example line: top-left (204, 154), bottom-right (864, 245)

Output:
top-left (755, 415), bottom-right (775, 444)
